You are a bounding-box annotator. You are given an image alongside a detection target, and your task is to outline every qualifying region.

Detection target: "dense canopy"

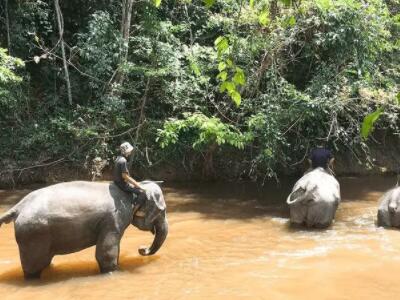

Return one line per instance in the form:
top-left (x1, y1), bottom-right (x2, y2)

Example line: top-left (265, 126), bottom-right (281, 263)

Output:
top-left (0, 0), bottom-right (399, 183)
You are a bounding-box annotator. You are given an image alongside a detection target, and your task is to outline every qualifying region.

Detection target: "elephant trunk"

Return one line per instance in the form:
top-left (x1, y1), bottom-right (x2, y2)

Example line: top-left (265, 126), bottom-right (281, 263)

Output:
top-left (139, 214), bottom-right (168, 256)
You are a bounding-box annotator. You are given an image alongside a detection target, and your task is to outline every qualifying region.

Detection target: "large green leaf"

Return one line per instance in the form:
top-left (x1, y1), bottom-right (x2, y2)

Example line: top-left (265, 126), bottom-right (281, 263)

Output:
top-left (153, 0), bottom-right (162, 7)
top-left (230, 90), bottom-right (241, 107)
top-left (361, 107), bottom-right (384, 139)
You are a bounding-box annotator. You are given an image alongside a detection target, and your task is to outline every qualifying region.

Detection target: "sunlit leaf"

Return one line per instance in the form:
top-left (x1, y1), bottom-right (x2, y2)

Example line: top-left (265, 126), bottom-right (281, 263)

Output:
top-left (203, 0), bottom-right (215, 8)
top-left (214, 36), bottom-right (229, 56)
top-left (258, 11), bottom-right (270, 27)
top-left (218, 61), bottom-right (227, 72)
top-left (233, 67), bottom-right (246, 85)
top-left (190, 61), bottom-right (201, 76)
top-left (217, 71), bottom-right (228, 81)
top-left (249, 0), bottom-right (255, 8)
top-left (286, 16), bottom-right (296, 27)
top-left (153, 0), bottom-right (162, 7)
top-left (230, 90), bottom-right (241, 107)
top-left (361, 107), bottom-right (384, 139)
top-left (396, 92), bottom-right (400, 105)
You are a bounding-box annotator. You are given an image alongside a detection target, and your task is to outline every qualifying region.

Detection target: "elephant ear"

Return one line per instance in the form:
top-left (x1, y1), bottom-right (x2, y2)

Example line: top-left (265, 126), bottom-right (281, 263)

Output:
top-left (143, 184), bottom-right (166, 227)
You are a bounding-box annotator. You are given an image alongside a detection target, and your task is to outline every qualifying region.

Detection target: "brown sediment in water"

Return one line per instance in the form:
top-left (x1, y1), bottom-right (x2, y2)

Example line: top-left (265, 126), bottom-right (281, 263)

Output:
top-left (0, 176), bottom-right (400, 299)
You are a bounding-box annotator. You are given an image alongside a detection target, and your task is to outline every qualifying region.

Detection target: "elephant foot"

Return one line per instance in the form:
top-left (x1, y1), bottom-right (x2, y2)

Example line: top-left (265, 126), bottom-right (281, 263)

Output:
top-left (138, 246), bottom-right (151, 256)
top-left (99, 266), bottom-right (117, 274)
top-left (24, 271), bottom-right (42, 280)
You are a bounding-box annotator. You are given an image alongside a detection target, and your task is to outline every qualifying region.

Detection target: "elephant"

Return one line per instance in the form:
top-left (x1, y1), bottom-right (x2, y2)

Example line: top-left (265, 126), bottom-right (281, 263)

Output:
top-left (377, 186), bottom-right (400, 228)
top-left (0, 180), bottom-right (168, 279)
top-left (286, 168), bottom-right (340, 228)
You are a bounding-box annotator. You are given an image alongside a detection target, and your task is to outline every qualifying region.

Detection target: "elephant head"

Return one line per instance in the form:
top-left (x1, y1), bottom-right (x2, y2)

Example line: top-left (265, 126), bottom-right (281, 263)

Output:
top-left (131, 181), bottom-right (168, 256)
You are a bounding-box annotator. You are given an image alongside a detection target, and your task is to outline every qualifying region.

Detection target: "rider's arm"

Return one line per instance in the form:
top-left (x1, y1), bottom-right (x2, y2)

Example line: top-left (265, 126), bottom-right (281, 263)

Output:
top-left (329, 157), bottom-right (335, 168)
top-left (122, 172), bottom-right (143, 190)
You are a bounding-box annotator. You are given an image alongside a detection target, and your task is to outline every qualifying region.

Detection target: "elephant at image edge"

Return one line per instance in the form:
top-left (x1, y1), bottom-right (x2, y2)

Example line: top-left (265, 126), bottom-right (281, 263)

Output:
top-left (377, 186), bottom-right (400, 228)
top-left (286, 168), bottom-right (341, 228)
top-left (0, 181), bottom-right (168, 279)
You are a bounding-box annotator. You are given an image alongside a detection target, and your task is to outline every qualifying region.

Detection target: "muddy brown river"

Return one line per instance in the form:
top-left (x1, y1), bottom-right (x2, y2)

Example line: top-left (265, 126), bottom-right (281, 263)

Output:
top-left (1, 177), bottom-right (400, 299)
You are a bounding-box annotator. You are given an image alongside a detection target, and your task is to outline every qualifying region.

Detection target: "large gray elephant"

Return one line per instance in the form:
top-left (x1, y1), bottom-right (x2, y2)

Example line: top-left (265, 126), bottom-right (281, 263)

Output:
top-left (286, 168), bottom-right (340, 228)
top-left (0, 180), bottom-right (168, 279)
top-left (377, 186), bottom-right (400, 228)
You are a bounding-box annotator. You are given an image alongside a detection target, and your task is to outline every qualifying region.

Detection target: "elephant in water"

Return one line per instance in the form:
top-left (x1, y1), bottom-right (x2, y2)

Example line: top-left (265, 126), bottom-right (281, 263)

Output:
top-left (0, 181), bottom-right (168, 279)
top-left (377, 186), bottom-right (400, 228)
top-left (286, 168), bottom-right (340, 228)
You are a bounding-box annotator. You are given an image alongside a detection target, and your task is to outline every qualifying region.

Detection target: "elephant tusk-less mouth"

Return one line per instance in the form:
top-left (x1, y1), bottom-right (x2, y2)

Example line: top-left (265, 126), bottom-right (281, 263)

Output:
top-left (135, 211), bottom-right (146, 217)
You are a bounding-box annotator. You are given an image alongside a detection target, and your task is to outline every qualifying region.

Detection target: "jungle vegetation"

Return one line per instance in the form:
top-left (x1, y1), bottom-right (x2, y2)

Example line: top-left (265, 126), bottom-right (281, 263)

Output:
top-left (0, 0), bottom-right (399, 182)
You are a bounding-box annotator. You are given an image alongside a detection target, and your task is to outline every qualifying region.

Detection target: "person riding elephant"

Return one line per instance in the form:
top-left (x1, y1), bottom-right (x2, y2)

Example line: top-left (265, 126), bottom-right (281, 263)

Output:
top-left (287, 167), bottom-right (341, 228)
top-left (113, 142), bottom-right (147, 213)
top-left (307, 141), bottom-right (335, 175)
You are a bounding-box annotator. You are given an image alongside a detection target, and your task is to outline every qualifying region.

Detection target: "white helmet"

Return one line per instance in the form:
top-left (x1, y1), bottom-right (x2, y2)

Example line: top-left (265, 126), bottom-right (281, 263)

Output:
top-left (120, 142), bottom-right (134, 155)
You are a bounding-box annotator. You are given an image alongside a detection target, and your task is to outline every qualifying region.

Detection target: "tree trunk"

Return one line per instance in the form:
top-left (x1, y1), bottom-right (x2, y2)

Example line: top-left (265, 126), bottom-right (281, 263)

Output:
top-left (5, 0), bottom-right (11, 54)
top-left (112, 0), bottom-right (134, 89)
top-left (54, 0), bottom-right (72, 105)
top-left (270, 0), bottom-right (279, 21)
top-left (203, 142), bottom-right (217, 178)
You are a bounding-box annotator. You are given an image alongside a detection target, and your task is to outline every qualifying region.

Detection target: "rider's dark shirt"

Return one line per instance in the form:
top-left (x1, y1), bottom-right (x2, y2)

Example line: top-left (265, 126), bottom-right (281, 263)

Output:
top-left (113, 155), bottom-right (130, 190)
top-left (309, 147), bottom-right (333, 169)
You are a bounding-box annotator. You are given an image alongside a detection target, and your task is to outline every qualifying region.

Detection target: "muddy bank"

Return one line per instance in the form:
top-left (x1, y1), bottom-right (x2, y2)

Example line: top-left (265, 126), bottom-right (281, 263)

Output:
top-left (1, 139), bottom-right (399, 188)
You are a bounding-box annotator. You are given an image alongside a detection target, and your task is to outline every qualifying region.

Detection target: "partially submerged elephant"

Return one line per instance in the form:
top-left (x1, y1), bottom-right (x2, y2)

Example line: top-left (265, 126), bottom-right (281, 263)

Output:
top-left (286, 168), bottom-right (341, 228)
top-left (377, 186), bottom-right (400, 228)
top-left (0, 181), bottom-right (168, 279)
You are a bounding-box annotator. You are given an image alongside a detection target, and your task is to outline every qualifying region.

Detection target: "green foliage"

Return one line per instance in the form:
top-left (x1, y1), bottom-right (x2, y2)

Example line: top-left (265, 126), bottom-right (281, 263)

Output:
top-left (0, 0), bottom-right (399, 180)
top-left (214, 36), bottom-right (246, 106)
top-left (361, 108), bottom-right (384, 139)
top-left (0, 48), bottom-right (24, 107)
top-left (157, 113), bottom-right (251, 150)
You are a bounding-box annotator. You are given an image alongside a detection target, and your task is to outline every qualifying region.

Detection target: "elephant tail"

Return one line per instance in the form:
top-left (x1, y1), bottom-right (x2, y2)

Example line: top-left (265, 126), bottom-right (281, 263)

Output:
top-left (0, 209), bottom-right (17, 227)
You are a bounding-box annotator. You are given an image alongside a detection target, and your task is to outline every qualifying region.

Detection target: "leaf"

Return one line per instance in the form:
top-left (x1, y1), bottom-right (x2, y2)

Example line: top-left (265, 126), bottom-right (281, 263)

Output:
top-left (33, 56), bottom-right (40, 64)
top-left (225, 81), bottom-right (236, 93)
top-left (286, 16), bottom-right (296, 27)
top-left (226, 59), bottom-right (233, 67)
top-left (190, 61), bottom-right (201, 76)
top-left (218, 61), bottom-right (227, 72)
top-left (203, 0), bottom-right (215, 8)
top-left (230, 90), bottom-right (241, 107)
top-left (249, 0), bottom-right (255, 8)
top-left (153, 0), bottom-right (162, 7)
top-left (217, 71), bottom-right (228, 81)
top-left (258, 11), bottom-right (270, 27)
top-left (396, 92), bottom-right (400, 105)
top-left (214, 36), bottom-right (229, 56)
top-left (34, 35), bottom-right (39, 43)
top-left (219, 81), bottom-right (228, 92)
top-left (279, 0), bottom-right (292, 7)
top-left (361, 107), bottom-right (384, 139)
top-left (233, 67), bottom-right (246, 86)
top-left (219, 81), bottom-right (235, 93)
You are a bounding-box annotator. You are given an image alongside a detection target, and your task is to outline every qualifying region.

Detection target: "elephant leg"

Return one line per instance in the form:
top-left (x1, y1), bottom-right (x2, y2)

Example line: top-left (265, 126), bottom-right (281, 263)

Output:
top-left (18, 239), bottom-right (52, 280)
top-left (95, 231), bottom-right (121, 273)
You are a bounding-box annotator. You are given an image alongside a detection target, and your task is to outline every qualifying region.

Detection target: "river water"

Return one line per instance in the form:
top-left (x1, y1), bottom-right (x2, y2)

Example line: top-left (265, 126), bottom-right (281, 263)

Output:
top-left (0, 176), bottom-right (400, 299)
